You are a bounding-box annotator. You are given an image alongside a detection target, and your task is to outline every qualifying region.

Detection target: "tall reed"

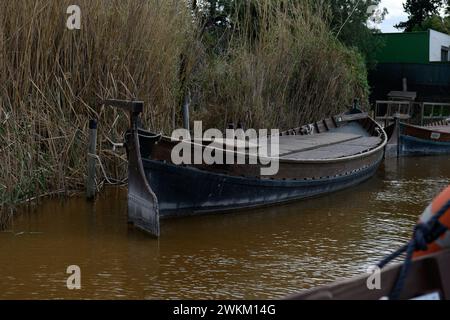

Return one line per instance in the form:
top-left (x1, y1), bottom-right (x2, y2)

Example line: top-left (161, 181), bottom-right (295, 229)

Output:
top-left (0, 0), bottom-right (194, 210)
top-left (191, 0), bottom-right (368, 129)
top-left (0, 0), bottom-right (368, 225)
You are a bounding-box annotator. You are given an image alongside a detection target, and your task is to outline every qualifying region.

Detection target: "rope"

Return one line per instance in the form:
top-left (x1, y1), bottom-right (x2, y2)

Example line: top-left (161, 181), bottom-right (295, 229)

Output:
top-left (377, 200), bottom-right (450, 300)
top-left (89, 132), bottom-right (160, 186)
top-left (88, 153), bottom-right (127, 185)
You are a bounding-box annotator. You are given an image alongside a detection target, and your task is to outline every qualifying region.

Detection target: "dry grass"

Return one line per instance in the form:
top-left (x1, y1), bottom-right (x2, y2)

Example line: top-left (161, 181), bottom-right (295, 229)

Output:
top-left (192, 1), bottom-right (368, 129)
top-left (0, 0), bottom-right (368, 225)
top-left (0, 0), bottom-right (194, 212)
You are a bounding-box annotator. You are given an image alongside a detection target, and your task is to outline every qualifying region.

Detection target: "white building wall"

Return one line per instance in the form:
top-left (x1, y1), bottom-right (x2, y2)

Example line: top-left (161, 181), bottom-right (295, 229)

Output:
top-left (429, 29), bottom-right (450, 62)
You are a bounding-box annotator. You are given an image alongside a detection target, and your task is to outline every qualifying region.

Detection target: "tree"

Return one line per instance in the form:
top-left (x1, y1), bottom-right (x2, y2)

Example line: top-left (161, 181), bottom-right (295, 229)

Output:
top-left (190, 1), bottom-right (389, 69)
top-left (191, 1), bottom-right (233, 38)
top-left (395, 0), bottom-right (445, 31)
top-left (412, 14), bottom-right (450, 33)
top-left (190, 0), bottom-right (260, 53)
top-left (327, 0), bottom-right (388, 69)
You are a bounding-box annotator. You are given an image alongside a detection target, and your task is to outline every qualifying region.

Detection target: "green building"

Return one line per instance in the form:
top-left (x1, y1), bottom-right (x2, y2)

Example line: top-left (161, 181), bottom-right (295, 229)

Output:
top-left (375, 29), bottom-right (450, 64)
top-left (370, 29), bottom-right (450, 102)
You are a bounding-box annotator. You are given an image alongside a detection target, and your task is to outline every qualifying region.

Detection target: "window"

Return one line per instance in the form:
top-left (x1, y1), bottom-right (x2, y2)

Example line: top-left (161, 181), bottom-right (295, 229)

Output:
top-left (442, 46), bottom-right (449, 62)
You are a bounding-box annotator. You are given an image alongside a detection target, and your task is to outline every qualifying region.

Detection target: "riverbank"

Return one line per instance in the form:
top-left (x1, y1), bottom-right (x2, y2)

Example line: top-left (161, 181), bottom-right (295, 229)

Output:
top-left (0, 1), bottom-right (368, 222)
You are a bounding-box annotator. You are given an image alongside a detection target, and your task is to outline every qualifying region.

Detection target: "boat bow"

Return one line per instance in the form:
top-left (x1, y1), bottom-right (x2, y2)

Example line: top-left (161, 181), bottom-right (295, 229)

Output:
top-left (103, 99), bottom-right (160, 237)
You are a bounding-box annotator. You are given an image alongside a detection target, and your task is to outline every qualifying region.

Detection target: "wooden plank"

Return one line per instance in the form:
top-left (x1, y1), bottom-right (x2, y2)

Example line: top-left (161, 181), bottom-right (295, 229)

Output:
top-left (387, 91), bottom-right (417, 100)
top-left (339, 112), bottom-right (368, 122)
top-left (317, 122), bottom-right (327, 132)
top-left (377, 114), bottom-right (411, 120)
top-left (331, 116), bottom-right (338, 127)
top-left (277, 133), bottom-right (363, 157)
top-left (427, 125), bottom-right (450, 133)
top-left (314, 122), bottom-right (320, 133)
top-left (325, 118), bottom-right (336, 129)
top-left (282, 136), bottom-right (382, 160)
top-left (283, 144), bottom-right (374, 160)
top-left (278, 132), bottom-right (361, 144)
top-left (341, 136), bottom-right (382, 147)
top-left (202, 138), bottom-right (260, 150)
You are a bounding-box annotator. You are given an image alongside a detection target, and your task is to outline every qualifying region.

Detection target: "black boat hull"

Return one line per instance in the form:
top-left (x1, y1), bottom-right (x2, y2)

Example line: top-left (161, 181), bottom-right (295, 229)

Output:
top-left (400, 135), bottom-right (450, 156)
top-left (142, 155), bottom-right (383, 218)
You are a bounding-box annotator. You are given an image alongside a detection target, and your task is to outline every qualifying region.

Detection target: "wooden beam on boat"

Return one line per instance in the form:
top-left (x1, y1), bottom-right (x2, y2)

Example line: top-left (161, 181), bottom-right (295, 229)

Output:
top-left (282, 136), bottom-right (383, 160)
top-left (338, 112), bottom-right (369, 123)
top-left (277, 133), bottom-right (363, 157)
top-left (314, 122), bottom-right (320, 133)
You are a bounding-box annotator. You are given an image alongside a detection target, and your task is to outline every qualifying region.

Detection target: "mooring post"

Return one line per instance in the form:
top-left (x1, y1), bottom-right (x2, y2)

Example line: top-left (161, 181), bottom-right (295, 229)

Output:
top-left (86, 119), bottom-right (98, 200)
top-left (353, 98), bottom-right (360, 111)
top-left (182, 93), bottom-right (190, 131)
top-left (395, 116), bottom-right (400, 159)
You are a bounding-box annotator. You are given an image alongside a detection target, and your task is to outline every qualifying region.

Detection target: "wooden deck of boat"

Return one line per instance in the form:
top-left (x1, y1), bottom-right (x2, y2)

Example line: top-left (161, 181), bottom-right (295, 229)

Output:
top-left (213, 118), bottom-right (382, 161)
top-left (275, 132), bottom-right (382, 160)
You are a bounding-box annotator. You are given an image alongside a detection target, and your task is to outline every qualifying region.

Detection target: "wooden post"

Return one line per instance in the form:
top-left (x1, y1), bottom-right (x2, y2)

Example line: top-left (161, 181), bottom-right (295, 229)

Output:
top-left (420, 102), bottom-right (425, 126)
top-left (182, 93), bottom-right (190, 131)
top-left (395, 116), bottom-right (400, 159)
top-left (402, 78), bottom-right (408, 92)
top-left (353, 98), bottom-right (359, 110)
top-left (86, 119), bottom-right (98, 200)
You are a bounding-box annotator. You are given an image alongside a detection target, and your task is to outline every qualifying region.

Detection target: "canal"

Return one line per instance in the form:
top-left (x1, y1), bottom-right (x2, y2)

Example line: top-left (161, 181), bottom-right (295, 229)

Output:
top-left (1, 156), bottom-right (449, 299)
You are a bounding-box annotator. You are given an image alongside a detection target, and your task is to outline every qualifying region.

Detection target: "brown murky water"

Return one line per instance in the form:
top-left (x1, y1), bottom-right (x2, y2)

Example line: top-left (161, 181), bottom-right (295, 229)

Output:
top-left (1, 156), bottom-right (449, 299)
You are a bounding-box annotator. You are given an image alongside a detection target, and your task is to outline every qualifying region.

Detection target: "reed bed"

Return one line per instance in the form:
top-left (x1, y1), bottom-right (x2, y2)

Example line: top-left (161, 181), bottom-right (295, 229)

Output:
top-left (192, 1), bottom-right (368, 129)
top-left (0, 0), bottom-right (368, 225)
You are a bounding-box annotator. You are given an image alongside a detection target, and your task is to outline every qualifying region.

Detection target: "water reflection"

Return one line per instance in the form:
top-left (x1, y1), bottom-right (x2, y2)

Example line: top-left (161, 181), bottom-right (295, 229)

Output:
top-left (1, 156), bottom-right (449, 299)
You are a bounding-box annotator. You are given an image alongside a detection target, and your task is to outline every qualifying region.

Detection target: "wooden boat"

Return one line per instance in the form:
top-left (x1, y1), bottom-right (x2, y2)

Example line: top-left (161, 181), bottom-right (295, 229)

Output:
top-left (286, 249), bottom-right (450, 300)
top-left (289, 184), bottom-right (450, 300)
top-left (386, 118), bottom-right (450, 157)
top-left (104, 99), bottom-right (387, 237)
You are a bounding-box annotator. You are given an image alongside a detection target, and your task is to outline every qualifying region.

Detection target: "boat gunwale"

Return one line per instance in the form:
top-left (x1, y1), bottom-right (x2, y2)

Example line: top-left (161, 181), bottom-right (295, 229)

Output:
top-left (285, 249), bottom-right (450, 300)
top-left (401, 122), bottom-right (450, 136)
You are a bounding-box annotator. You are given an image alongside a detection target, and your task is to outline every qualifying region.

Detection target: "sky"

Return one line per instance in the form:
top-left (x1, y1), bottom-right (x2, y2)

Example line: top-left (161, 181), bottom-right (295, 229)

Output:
top-left (377, 0), bottom-right (408, 33)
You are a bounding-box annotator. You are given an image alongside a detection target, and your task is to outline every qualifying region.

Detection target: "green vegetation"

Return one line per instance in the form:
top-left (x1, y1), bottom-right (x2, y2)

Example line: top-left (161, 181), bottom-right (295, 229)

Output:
top-left (1, 0), bottom-right (194, 214)
top-left (396, 0), bottom-right (450, 34)
top-left (327, 0), bottom-right (388, 69)
top-left (412, 15), bottom-right (450, 34)
top-left (190, 1), bottom-right (370, 128)
top-left (0, 0), bottom-right (378, 224)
